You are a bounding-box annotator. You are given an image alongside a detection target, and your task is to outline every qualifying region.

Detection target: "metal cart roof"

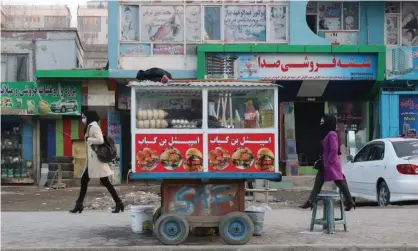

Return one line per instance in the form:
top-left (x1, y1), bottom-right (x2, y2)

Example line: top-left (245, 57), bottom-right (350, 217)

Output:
top-left (128, 80), bottom-right (281, 88)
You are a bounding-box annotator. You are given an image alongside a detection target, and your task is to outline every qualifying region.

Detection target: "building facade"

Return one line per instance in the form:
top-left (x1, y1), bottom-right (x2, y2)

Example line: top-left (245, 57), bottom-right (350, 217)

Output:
top-left (1, 29), bottom-right (84, 184)
top-left (2, 5), bottom-right (71, 29)
top-left (106, 0), bottom-right (393, 176)
top-left (77, 1), bottom-right (108, 46)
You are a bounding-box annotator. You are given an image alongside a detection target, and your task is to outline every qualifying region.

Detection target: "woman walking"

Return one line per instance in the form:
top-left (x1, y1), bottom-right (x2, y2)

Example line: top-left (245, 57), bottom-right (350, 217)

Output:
top-left (299, 114), bottom-right (355, 211)
top-left (70, 110), bottom-right (124, 214)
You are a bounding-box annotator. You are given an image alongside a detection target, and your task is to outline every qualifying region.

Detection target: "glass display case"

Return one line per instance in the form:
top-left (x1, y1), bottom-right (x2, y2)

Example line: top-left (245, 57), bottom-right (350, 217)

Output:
top-left (1, 124), bottom-right (23, 179)
top-left (130, 80), bottom-right (281, 180)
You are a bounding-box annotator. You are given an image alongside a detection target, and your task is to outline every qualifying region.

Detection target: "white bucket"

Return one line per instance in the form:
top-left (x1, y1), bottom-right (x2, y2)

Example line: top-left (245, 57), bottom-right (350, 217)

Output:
top-left (130, 205), bottom-right (154, 234)
top-left (246, 211), bottom-right (265, 236)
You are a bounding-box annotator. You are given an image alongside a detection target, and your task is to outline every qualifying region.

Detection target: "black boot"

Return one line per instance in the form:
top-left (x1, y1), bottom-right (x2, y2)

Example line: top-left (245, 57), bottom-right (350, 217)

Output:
top-left (299, 200), bottom-right (313, 209)
top-left (112, 201), bottom-right (124, 213)
top-left (335, 180), bottom-right (356, 211)
top-left (69, 202), bottom-right (84, 213)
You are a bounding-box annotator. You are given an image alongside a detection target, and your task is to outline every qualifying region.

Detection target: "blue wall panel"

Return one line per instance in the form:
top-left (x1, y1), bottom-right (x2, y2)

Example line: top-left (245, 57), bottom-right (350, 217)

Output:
top-left (21, 122), bottom-right (33, 161)
top-left (108, 1), bottom-right (119, 70)
top-left (358, 2), bottom-right (385, 45)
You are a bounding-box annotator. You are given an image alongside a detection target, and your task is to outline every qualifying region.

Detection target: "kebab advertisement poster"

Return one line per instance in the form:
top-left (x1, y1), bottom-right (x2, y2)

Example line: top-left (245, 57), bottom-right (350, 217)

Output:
top-left (208, 134), bottom-right (275, 173)
top-left (135, 134), bottom-right (203, 173)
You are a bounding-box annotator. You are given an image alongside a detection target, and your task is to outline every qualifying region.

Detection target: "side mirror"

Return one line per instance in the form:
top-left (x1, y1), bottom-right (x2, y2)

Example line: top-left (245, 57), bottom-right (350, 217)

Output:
top-left (347, 155), bottom-right (354, 162)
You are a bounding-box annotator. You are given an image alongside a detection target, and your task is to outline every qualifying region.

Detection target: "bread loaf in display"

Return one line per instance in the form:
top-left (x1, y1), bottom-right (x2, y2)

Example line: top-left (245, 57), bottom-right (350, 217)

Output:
top-left (136, 119), bottom-right (169, 128)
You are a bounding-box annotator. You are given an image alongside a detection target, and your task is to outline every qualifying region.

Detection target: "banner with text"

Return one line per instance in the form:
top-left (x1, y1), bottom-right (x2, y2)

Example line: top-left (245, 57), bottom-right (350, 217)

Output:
top-left (1, 82), bottom-right (82, 115)
top-left (386, 46), bottom-right (418, 80)
top-left (399, 95), bottom-right (418, 137)
top-left (236, 53), bottom-right (377, 80)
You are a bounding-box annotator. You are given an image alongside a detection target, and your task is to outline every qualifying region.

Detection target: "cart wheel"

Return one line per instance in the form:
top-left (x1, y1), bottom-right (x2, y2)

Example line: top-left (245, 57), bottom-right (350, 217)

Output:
top-left (154, 214), bottom-right (189, 245)
top-left (219, 212), bottom-right (254, 245)
top-left (153, 207), bottom-right (161, 224)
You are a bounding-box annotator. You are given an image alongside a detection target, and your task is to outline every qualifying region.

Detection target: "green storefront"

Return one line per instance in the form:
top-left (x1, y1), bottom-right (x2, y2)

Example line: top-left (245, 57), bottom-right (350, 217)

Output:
top-left (1, 80), bottom-right (83, 184)
top-left (196, 44), bottom-right (386, 176)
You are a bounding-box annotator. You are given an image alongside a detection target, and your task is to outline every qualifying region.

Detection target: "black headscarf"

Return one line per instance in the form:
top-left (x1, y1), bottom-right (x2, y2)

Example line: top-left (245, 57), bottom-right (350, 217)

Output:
top-left (82, 110), bottom-right (100, 134)
top-left (321, 114), bottom-right (341, 155)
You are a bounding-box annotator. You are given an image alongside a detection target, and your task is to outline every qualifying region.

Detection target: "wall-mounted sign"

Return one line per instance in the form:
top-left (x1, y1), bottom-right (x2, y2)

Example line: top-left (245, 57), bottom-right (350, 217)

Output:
top-left (399, 95), bottom-right (418, 137)
top-left (234, 53), bottom-right (377, 81)
top-left (386, 46), bottom-right (418, 80)
top-left (1, 82), bottom-right (82, 115)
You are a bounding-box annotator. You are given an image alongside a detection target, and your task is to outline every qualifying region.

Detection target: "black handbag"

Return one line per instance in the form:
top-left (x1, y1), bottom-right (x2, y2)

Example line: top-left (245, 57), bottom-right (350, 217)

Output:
top-left (313, 157), bottom-right (323, 170)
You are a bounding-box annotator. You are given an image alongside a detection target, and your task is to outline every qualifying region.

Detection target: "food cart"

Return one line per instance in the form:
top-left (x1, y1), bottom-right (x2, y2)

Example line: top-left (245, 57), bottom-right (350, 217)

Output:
top-left (129, 80), bottom-right (281, 245)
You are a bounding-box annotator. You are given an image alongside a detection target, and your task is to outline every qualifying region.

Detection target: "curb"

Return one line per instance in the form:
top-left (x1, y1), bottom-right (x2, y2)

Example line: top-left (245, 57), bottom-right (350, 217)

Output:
top-left (3, 244), bottom-right (418, 251)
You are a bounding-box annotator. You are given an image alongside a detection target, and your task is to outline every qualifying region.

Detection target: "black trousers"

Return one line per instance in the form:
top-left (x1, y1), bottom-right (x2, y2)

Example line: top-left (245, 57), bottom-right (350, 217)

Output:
top-left (308, 169), bottom-right (353, 203)
top-left (76, 168), bottom-right (121, 204)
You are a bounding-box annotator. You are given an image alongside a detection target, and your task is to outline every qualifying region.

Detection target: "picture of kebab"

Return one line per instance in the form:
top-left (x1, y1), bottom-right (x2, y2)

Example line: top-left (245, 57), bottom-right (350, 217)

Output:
top-left (184, 148), bottom-right (203, 172)
top-left (232, 147), bottom-right (254, 169)
top-left (209, 147), bottom-right (231, 170)
top-left (160, 147), bottom-right (183, 170)
top-left (255, 148), bottom-right (275, 172)
top-left (136, 148), bottom-right (159, 171)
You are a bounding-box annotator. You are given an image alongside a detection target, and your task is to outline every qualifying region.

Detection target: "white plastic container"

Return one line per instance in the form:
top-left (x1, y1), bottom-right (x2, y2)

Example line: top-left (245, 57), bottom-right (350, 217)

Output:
top-left (130, 205), bottom-right (154, 234)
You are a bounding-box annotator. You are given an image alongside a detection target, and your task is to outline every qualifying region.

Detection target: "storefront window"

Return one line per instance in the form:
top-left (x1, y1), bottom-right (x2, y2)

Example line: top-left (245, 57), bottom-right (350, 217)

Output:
top-left (207, 89), bottom-right (274, 129)
top-left (135, 89), bottom-right (202, 129)
top-left (1, 123), bottom-right (23, 179)
top-left (328, 102), bottom-right (367, 160)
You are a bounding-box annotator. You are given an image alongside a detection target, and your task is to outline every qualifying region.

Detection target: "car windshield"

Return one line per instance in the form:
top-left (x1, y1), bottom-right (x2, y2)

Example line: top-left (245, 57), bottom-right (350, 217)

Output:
top-left (391, 140), bottom-right (418, 158)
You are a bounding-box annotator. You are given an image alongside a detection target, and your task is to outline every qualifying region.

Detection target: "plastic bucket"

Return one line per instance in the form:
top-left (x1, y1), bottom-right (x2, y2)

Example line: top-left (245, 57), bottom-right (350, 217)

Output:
top-left (130, 205), bottom-right (154, 234)
top-left (246, 211), bottom-right (265, 236)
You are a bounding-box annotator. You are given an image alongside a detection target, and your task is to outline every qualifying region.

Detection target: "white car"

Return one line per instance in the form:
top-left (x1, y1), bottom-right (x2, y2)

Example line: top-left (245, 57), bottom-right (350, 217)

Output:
top-left (342, 137), bottom-right (418, 207)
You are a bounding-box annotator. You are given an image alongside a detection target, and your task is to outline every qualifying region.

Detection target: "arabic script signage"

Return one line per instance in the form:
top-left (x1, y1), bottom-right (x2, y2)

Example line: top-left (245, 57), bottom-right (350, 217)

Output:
top-left (386, 46), bottom-right (418, 80)
top-left (135, 134), bottom-right (203, 173)
top-left (208, 133), bottom-right (276, 173)
top-left (237, 53), bottom-right (377, 80)
top-left (399, 95), bottom-right (418, 137)
top-left (1, 82), bottom-right (82, 115)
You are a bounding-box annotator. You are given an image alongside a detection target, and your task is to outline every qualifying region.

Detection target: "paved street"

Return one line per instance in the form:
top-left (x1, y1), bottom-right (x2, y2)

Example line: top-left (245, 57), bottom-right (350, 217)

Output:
top-left (2, 208), bottom-right (418, 249)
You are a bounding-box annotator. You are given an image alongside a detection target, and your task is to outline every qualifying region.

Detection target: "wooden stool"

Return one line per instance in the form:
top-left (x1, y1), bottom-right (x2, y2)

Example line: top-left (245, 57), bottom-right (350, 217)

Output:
top-left (310, 193), bottom-right (347, 234)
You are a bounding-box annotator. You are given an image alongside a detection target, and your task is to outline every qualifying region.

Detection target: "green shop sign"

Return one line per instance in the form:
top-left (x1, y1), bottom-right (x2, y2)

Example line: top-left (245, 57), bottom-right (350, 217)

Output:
top-left (1, 82), bottom-right (82, 115)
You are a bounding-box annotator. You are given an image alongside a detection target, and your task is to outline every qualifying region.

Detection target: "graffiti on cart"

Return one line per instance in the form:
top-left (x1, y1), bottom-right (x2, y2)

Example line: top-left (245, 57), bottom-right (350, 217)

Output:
top-left (168, 184), bottom-right (238, 216)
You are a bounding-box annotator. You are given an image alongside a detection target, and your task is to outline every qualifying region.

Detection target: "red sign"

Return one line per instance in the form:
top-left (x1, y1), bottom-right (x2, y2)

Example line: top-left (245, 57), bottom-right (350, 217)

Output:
top-left (208, 133), bottom-right (275, 173)
top-left (135, 134), bottom-right (203, 173)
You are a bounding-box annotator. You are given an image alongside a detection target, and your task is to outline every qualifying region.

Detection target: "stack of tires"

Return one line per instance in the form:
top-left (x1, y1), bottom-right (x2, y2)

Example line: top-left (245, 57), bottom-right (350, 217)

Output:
top-left (47, 156), bottom-right (74, 186)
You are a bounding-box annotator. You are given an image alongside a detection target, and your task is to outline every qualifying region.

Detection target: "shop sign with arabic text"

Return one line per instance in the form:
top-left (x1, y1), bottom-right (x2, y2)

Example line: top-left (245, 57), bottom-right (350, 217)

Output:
top-left (237, 53), bottom-right (377, 80)
top-left (1, 82), bottom-right (82, 115)
top-left (135, 134), bottom-right (203, 173)
top-left (208, 134), bottom-right (276, 173)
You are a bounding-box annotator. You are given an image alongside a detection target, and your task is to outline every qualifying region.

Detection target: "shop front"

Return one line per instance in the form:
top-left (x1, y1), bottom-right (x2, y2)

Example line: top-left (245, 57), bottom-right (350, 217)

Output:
top-left (35, 70), bottom-right (123, 185)
top-left (197, 44), bottom-right (385, 176)
top-left (1, 81), bottom-right (82, 184)
top-left (380, 46), bottom-right (418, 138)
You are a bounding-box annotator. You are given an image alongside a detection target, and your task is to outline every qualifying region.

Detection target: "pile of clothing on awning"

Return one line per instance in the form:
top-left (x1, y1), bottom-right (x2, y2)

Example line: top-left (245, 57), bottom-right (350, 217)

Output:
top-left (136, 68), bottom-right (172, 83)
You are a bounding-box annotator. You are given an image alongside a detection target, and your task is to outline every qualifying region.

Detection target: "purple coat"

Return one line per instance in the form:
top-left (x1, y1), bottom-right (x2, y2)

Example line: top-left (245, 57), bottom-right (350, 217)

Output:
top-left (322, 131), bottom-right (344, 182)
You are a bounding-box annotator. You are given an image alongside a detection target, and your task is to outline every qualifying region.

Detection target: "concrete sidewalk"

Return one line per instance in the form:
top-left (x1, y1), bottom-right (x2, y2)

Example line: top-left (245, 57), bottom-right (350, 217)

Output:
top-left (2, 208), bottom-right (417, 250)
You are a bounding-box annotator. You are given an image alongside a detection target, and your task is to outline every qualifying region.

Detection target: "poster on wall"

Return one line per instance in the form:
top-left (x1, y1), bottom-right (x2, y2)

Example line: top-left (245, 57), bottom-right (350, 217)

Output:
top-left (120, 43), bottom-right (151, 56)
top-left (401, 2), bottom-right (418, 46)
top-left (208, 134), bottom-right (275, 173)
top-left (120, 5), bottom-right (139, 41)
top-left (153, 44), bottom-right (184, 55)
top-left (223, 5), bottom-right (266, 42)
top-left (1, 82), bottom-right (82, 115)
top-left (324, 32), bottom-right (358, 45)
top-left (141, 6), bottom-right (184, 42)
top-left (399, 95), bottom-right (418, 137)
top-left (318, 2), bottom-right (341, 30)
top-left (342, 2), bottom-right (359, 30)
top-left (235, 53), bottom-right (377, 81)
top-left (186, 6), bottom-right (201, 42)
top-left (385, 15), bottom-right (400, 45)
top-left (135, 134), bottom-right (203, 173)
top-left (269, 6), bottom-right (287, 41)
top-left (386, 46), bottom-right (418, 80)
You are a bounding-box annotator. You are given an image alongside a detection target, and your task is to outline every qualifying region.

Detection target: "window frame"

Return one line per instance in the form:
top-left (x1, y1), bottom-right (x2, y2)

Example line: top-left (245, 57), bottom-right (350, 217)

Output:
top-left (316, 1), bottom-right (361, 32)
top-left (368, 141), bottom-right (385, 161)
top-left (118, 2), bottom-right (289, 57)
top-left (353, 143), bottom-right (374, 163)
top-left (384, 2), bottom-right (418, 46)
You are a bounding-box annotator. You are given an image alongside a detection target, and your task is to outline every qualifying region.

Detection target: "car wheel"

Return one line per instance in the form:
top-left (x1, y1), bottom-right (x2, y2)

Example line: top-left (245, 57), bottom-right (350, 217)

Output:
top-left (73, 105), bottom-right (78, 112)
top-left (377, 181), bottom-right (390, 207)
top-left (60, 106), bottom-right (67, 113)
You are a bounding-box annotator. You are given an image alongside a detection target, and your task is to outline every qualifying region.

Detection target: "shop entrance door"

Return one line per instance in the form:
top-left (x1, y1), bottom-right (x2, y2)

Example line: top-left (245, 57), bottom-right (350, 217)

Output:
top-left (294, 102), bottom-right (325, 167)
